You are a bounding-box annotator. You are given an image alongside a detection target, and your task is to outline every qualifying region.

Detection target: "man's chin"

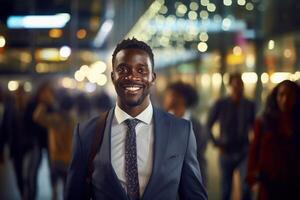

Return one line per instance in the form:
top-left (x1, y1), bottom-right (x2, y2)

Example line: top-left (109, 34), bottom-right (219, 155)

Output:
top-left (123, 99), bottom-right (142, 107)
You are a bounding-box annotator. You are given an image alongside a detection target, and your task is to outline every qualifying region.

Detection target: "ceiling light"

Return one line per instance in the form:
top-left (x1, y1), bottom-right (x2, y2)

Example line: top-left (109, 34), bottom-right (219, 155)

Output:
top-left (7, 13), bottom-right (71, 29)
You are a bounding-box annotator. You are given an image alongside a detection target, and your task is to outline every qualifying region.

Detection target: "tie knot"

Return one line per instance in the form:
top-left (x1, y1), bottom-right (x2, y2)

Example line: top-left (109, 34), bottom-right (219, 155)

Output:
top-left (125, 119), bottom-right (140, 129)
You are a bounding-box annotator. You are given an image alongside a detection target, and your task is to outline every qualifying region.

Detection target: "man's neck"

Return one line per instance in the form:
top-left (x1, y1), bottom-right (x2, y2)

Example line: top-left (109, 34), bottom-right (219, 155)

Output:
top-left (230, 94), bottom-right (242, 104)
top-left (117, 99), bottom-right (150, 117)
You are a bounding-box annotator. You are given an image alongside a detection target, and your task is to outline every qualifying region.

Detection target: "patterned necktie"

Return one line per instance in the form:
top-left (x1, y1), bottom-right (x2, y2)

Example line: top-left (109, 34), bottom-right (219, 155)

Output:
top-left (124, 119), bottom-right (140, 200)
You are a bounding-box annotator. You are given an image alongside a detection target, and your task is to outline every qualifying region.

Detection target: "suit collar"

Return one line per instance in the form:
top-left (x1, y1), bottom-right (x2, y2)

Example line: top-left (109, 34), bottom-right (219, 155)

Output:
top-left (100, 107), bottom-right (128, 199)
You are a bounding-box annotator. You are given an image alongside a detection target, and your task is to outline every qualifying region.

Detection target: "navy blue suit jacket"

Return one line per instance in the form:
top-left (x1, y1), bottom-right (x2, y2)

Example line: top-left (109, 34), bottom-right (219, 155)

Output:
top-left (65, 107), bottom-right (207, 200)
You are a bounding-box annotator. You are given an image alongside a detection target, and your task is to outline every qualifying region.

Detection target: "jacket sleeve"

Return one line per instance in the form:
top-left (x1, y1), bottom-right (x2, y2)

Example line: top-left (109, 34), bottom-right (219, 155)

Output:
top-left (64, 124), bottom-right (88, 200)
top-left (206, 100), bottom-right (221, 146)
top-left (178, 122), bottom-right (208, 200)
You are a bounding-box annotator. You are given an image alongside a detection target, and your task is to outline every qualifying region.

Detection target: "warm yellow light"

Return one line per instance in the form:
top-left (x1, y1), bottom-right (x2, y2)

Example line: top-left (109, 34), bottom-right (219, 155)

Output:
top-left (189, 2), bottom-right (199, 11)
top-left (87, 70), bottom-right (99, 83)
top-left (62, 77), bottom-right (76, 89)
top-left (246, 54), bottom-right (255, 69)
top-left (201, 74), bottom-right (211, 88)
top-left (79, 65), bottom-right (90, 76)
top-left (8, 81), bottom-right (19, 91)
top-left (36, 48), bottom-right (61, 62)
top-left (200, 10), bottom-right (209, 19)
top-left (270, 72), bottom-right (291, 84)
top-left (292, 71), bottom-right (300, 81)
top-left (0, 36), bottom-right (6, 48)
top-left (261, 73), bottom-right (269, 84)
top-left (188, 11), bottom-right (198, 20)
top-left (199, 32), bottom-right (209, 42)
top-left (198, 42), bottom-right (208, 52)
top-left (90, 61), bottom-right (107, 74)
top-left (212, 73), bottom-right (222, 88)
top-left (20, 52), bottom-right (32, 63)
top-left (159, 5), bottom-right (168, 14)
top-left (200, 0), bottom-right (209, 6)
top-left (227, 54), bottom-right (244, 65)
top-left (77, 29), bottom-right (87, 39)
top-left (35, 63), bottom-right (48, 73)
top-left (268, 40), bottom-right (275, 50)
top-left (24, 81), bottom-right (32, 92)
top-left (233, 46), bottom-right (242, 56)
top-left (237, 0), bottom-right (246, 6)
top-left (207, 3), bottom-right (216, 12)
top-left (74, 70), bottom-right (85, 82)
top-left (223, 0), bottom-right (232, 6)
top-left (96, 74), bottom-right (108, 86)
top-left (245, 2), bottom-right (254, 11)
top-left (283, 49), bottom-right (292, 58)
top-left (242, 72), bottom-right (258, 84)
top-left (177, 4), bottom-right (188, 14)
top-left (49, 29), bottom-right (63, 38)
top-left (223, 73), bottom-right (229, 85)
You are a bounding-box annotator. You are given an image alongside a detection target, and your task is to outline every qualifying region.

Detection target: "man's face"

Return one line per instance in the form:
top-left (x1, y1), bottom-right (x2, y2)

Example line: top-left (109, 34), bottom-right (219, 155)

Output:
top-left (111, 48), bottom-right (156, 109)
top-left (230, 77), bottom-right (244, 100)
top-left (163, 89), bottom-right (183, 113)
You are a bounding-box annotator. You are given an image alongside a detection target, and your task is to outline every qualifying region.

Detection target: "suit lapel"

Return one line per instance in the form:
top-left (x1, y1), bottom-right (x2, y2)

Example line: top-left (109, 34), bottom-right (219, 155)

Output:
top-left (99, 108), bottom-right (128, 199)
top-left (142, 107), bottom-right (171, 199)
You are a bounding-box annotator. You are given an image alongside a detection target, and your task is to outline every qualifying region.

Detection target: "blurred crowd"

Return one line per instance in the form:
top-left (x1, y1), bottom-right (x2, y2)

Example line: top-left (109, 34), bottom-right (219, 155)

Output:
top-left (0, 80), bottom-right (113, 200)
top-left (1, 74), bottom-right (300, 200)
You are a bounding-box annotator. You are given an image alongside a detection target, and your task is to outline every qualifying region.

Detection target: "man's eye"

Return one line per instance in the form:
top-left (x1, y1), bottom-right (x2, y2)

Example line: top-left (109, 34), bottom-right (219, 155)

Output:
top-left (117, 67), bottom-right (127, 73)
top-left (138, 67), bottom-right (147, 73)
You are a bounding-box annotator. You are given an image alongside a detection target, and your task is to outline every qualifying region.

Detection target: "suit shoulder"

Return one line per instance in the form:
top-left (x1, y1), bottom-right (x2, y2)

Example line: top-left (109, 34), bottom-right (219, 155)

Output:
top-left (77, 115), bottom-right (100, 141)
top-left (155, 107), bottom-right (191, 127)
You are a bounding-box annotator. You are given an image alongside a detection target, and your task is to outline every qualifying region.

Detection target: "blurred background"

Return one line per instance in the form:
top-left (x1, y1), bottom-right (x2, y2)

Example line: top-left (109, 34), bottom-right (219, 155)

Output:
top-left (0, 0), bottom-right (299, 199)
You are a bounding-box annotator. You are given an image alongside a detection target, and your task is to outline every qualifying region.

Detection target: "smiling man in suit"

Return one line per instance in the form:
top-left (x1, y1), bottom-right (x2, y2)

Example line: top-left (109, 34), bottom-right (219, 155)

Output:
top-left (65, 38), bottom-right (207, 200)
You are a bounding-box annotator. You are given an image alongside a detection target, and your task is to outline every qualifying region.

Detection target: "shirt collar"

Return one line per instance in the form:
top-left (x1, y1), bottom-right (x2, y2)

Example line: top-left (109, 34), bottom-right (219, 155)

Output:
top-left (182, 110), bottom-right (192, 120)
top-left (114, 102), bottom-right (153, 125)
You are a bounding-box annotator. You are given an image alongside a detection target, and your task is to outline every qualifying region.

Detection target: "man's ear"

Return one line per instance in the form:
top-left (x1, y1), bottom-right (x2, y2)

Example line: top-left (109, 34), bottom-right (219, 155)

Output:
top-left (151, 72), bottom-right (156, 85)
top-left (111, 72), bottom-right (114, 82)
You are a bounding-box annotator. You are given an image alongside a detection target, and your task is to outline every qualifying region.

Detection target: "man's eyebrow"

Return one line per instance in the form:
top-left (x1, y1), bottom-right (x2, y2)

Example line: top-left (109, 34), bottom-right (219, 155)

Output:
top-left (116, 63), bottom-right (128, 67)
top-left (137, 62), bottom-right (149, 67)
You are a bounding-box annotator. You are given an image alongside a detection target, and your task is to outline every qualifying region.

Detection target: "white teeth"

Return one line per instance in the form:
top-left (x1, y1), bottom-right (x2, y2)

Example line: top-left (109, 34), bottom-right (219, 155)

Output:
top-left (125, 86), bottom-right (140, 91)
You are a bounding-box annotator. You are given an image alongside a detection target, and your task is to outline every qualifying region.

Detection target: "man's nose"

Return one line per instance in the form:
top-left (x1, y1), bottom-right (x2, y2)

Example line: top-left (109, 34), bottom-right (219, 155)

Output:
top-left (125, 70), bottom-right (140, 80)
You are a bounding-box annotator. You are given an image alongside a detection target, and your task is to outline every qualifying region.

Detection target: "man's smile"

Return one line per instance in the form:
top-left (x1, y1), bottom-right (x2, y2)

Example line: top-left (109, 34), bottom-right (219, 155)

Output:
top-left (121, 84), bottom-right (144, 94)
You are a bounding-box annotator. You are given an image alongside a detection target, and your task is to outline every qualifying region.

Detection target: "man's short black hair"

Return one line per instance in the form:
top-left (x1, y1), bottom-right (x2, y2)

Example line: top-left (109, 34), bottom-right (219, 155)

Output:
top-left (112, 38), bottom-right (154, 69)
top-left (167, 82), bottom-right (199, 108)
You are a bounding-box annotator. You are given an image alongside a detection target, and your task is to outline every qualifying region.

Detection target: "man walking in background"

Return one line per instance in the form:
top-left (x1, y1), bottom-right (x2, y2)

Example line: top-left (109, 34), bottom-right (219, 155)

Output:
top-left (207, 72), bottom-right (255, 200)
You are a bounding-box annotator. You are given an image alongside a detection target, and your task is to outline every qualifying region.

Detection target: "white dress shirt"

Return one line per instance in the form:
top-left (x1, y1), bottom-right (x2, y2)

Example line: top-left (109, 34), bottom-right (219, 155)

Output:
top-left (111, 103), bottom-right (154, 197)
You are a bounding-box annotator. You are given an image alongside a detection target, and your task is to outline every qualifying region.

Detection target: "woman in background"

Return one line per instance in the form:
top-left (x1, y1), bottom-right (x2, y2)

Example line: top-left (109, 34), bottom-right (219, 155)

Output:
top-left (247, 80), bottom-right (300, 199)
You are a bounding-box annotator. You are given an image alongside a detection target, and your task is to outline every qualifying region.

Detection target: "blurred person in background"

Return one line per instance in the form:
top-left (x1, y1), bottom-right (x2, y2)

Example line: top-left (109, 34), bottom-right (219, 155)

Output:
top-left (33, 88), bottom-right (75, 200)
top-left (246, 80), bottom-right (300, 200)
top-left (0, 85), bottom-right (15, 163)
top-left (207, 72), bottom-right (256, 200)
top-left (74, 93), bottom-right (92, 123)
top-left (23, 81), bottom-right (53, 200)
top-left (163, 81), bottom-right (208, 186)
top-left (9, 84), bottom-right (30, 199)
top-left (91, 91), bottom-right (113, 115)
top-left (0, 84), bottom-right (15, 167)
